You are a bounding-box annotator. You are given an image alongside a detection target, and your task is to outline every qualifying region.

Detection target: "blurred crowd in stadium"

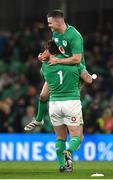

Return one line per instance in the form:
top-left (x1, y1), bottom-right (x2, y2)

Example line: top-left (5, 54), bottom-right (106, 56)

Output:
top-left (0, 21), bottom-right (113, 134)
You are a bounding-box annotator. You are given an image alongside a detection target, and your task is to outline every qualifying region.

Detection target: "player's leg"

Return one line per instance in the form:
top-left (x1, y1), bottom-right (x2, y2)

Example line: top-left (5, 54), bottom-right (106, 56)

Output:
top-left (53, 125), bottom-right (67, 171)
top-left (63, 125), bottom-right (83, 171)
top-left (64, 125), bottom-right (83, 170)
top-left (24, 82), bottom-right (49, 131)
top-left (35, 82), bottom-right (49, 122)
top-left (67, 125), bottom-right (83, 154)
top-left (49, 101), bottom-right (72, 172)
top-left (63, 100), bottom-right (84, 168)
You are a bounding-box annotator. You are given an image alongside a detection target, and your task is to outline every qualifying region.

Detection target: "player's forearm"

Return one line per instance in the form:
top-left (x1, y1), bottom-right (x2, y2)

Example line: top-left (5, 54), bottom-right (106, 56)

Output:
top-left (81, 71), bottom-right (93, 84)
top-left (85, 74), bottom-right (93, 84)
top-left (58, 55), bottom-right (81, 64)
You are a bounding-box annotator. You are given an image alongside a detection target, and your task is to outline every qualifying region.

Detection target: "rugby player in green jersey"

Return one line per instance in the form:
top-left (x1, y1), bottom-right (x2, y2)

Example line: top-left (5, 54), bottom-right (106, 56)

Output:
top-left (25, 40), bottom-right (92, 172)
top-left (24, 9), bottom-right (87, 131)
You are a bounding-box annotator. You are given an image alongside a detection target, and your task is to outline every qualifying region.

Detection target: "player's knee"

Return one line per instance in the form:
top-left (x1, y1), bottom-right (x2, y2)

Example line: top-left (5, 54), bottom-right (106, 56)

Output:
top-left (40, 93), bottom-right (48, 101)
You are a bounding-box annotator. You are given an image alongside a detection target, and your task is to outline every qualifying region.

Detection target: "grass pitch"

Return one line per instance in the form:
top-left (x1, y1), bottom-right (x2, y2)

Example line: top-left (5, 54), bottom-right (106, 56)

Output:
top-left (0, 161), bottom-right (113, 179)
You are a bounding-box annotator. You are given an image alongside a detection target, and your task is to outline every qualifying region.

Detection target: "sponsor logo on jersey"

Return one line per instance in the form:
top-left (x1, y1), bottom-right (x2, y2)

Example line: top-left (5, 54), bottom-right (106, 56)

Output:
top-left (62, 40), bottom-right (67, 47)
top-left (54, 38), bottom-right (59, 42)
top-left (71, 117), bottom-right (76, 122)
top-left (58, 45), bottom-right (65, 54)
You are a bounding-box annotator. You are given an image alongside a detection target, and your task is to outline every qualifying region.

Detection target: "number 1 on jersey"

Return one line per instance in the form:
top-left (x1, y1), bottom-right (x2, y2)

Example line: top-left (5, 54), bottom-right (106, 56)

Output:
top-left (57, 70), bottom-right (63, 85)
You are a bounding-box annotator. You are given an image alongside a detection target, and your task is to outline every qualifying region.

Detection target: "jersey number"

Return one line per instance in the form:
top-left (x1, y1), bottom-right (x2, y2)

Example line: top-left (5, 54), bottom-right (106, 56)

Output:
top-left (57, 70), bottom-right (63, 85)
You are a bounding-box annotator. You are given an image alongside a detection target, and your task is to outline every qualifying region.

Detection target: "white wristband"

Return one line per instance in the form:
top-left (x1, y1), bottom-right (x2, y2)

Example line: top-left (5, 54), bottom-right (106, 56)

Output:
top-left (92, 74), bottom-right (97, 79)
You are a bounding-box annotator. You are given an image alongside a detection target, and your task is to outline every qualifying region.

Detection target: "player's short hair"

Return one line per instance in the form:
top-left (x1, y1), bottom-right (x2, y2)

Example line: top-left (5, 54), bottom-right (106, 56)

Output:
top-left (48, 40), bottom-right (61, 55)
top-left (47, 9), bottom-right (64, 18)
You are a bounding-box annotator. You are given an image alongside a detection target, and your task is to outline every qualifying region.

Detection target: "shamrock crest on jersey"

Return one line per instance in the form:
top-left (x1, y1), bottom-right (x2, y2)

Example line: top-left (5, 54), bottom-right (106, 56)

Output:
top-left (62, 40), bottom-right (67, 47)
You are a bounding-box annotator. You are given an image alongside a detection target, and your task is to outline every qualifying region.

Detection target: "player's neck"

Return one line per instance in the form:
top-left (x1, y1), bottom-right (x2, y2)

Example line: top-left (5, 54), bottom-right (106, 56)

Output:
top-left (58, 23), bottom-right (67, 34)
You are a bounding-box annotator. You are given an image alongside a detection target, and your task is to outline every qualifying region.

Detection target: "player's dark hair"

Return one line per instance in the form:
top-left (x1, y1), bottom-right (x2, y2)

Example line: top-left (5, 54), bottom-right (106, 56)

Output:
top-left (48, 40), bottom-right (61, 55)
top-left (47, 9), bottom-right (64, 18)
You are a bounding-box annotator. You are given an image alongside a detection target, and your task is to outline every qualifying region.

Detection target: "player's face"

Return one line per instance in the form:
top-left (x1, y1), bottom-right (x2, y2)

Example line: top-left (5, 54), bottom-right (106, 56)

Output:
top-left (47, 17), bottom-right (60, 32)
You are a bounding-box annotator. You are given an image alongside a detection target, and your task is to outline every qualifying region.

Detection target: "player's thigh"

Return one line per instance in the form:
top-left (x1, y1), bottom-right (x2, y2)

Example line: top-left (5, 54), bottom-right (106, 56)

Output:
top-left (68, 125), bottom-right (83, 142)
top-left (62, 100), bottom-right (82, 119)
top-left (49, 101), bottom-right (63, 126)
top-left (53, 124), bottom-right (67, 140)
top-left (40, 82), bottom-right (49, 101)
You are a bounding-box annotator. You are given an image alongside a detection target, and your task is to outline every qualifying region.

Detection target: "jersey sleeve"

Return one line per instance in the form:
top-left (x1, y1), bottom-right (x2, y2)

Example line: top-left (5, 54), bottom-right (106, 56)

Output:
top-left (70, 32), bottom-right (83, 54)
top-left (78, 63), bottom-right (86, 74)
top-left (40, 67), bottom-right (45, 80)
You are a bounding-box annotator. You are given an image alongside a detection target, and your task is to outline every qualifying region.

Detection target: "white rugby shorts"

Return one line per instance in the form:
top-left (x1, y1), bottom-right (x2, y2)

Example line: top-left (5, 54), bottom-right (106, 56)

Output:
top-left (49, 100), bottom-right (83, 126)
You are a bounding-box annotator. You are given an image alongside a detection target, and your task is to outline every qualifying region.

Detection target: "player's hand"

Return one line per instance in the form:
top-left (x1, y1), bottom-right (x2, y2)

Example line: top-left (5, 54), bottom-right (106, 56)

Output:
top-left (49, 56), bottom-right (60, 65)
top-left (38, 50), bottom-right (50, 62)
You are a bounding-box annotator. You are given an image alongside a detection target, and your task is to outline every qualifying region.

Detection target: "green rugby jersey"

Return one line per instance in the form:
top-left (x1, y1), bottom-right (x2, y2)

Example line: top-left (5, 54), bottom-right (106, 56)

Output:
top-left (41, 55), bottom-right (86, 101)
top-left (52, 24), bottom-right (85, 65)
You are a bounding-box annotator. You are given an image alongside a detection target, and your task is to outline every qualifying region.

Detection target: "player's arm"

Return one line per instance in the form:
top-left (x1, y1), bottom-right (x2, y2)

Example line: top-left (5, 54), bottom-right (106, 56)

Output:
top-left (40, 68), bottom-right (49, 100)
top-left (49, 32), bottom-right (83, 65)
top-left (49, 54), bottom-right (81, 65)
top-left (40, 81), bottom-right (49, 101)
top-left (80, 70), bottom-right (93, 84)
top-left (78, 63), bottom-right (92, 84)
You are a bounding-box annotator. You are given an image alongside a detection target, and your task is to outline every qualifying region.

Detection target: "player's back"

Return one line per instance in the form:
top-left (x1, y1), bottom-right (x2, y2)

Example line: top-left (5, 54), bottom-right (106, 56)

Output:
top-left (41, 58), bottom-right (81, 101)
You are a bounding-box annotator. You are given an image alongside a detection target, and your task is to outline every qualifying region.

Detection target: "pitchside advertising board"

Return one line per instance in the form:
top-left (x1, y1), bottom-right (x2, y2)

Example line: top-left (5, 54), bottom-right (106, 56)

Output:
top-left (0, 134), bottom-right (113, 161)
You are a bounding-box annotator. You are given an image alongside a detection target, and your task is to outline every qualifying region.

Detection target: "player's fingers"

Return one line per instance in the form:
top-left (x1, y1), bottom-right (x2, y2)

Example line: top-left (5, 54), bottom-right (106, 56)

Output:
top-left (38, 53), bottom-right (42, 57)
top-left (42, 56), bottom-right (48, 60)
top-left (38, 55), bottom-right (46, 61)
top-left (38, 53), bottom-right (43, 60)
top-left (48, 61), bottom-right (53, 66)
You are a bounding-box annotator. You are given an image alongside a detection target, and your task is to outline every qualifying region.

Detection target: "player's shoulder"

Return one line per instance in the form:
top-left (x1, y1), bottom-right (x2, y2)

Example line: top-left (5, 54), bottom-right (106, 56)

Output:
top-left (68, 25), bottom-right (83, 38)
top-left (52, 31), bottom-right (58, 37)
